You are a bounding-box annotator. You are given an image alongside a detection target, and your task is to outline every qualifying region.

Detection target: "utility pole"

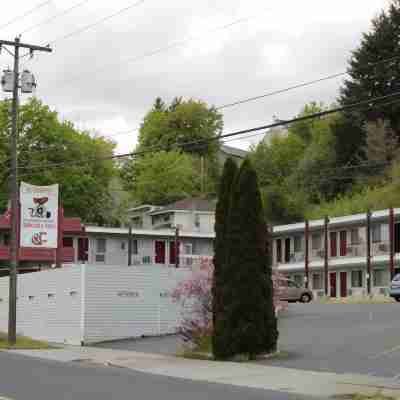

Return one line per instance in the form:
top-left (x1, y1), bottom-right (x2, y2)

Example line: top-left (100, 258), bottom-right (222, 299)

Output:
top-left (0, 37), bottom-right (52, 344)
top-left (175, 226), bottom-right (180, 268)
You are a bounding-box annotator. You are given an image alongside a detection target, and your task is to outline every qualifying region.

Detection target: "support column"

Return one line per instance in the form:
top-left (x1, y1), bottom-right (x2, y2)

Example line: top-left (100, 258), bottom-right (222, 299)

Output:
top-left (324, 216), bottom-right (329, 296)
top-left (389, 207), bottom-right (395, 280)
top-left (305, 220), bottom-right (309, 289)
top-left (366, 210), bottom-right (372, 295)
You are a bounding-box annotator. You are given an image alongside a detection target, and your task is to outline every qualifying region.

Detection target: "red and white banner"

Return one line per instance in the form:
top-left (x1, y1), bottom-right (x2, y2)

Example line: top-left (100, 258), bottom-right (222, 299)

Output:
top-left (20, 182), bottom-right (59, 248)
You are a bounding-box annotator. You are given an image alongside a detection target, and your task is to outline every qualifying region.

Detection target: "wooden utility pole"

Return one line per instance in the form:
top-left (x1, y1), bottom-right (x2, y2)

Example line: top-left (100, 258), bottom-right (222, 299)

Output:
top-left (128, 225), bottom-right (133, 266)
top-left (304, 220), bottom-right (309, 289)
top-left (0, 37), bottom-right (52, 344)
top-left (175, 226), bottom-right (180, 268)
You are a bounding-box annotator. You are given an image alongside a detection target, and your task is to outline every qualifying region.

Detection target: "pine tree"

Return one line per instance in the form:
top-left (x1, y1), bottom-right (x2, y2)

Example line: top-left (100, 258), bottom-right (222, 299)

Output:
top-left (212, 158), bottom-right (238, 359)
top-left (223, 159), bottom-right (278, 359)
top-left (340, 0), bottom-right (400, 135)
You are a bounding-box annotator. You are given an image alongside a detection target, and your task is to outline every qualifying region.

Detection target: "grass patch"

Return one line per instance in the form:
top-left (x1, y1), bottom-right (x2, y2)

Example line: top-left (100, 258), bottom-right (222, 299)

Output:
top-left (0, 332), bottom-right (52, 349)
top-left (318, 296), bottom-right (395, 305)
top-left (334, 393), bottom-right (397, 400)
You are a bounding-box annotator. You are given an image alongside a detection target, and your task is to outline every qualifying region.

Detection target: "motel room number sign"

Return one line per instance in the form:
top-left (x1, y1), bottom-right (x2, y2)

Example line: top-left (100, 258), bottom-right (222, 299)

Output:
top-left (20, 182), bottom-right (59, 248)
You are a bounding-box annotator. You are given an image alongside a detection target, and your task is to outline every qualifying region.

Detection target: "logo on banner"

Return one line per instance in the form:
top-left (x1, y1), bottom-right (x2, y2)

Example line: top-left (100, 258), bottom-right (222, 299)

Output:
top-left (20, 182), bottom-right (59, 249)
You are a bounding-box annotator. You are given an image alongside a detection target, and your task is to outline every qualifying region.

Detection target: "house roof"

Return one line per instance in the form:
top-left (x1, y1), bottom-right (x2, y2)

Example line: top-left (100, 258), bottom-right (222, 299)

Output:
top-left (220, 144), bottom-right (248, 159)
top-left (150, 198), bottom-right (216, 215)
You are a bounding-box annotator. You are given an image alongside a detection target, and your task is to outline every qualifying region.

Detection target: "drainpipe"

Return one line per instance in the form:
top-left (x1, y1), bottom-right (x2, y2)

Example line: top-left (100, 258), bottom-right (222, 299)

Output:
top-left (304, 220), bottom-right (309, 289)
top-left (324, 216), bottom-right (329, 296)
top-left (389, 207), bottom-right (395, 280)
top-left (366, 210), bottom-right (372, 295)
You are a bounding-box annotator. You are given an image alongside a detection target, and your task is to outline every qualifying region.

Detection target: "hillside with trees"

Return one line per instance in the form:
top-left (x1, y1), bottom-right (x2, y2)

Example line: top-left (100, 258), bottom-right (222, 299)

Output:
top-left (250, 0), bottom-right (400, 224)
top-left (0, 98), bottom-right (122, 224)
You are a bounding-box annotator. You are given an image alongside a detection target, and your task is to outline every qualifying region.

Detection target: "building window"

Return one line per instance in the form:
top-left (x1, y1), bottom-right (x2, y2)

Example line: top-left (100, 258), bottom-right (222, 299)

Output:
top-left (312, 233), bottom-right (322, 250)
top-left (294, 236), bottom-right (302, 253)
top-left (373, 269), bottom-right (386, 287)
top-left (351, 270), bottom-right (363, 288)
top-left (194, 215), bottom-right (200, 228)
top-left (372, 225), bottom-right (381, 243)
top-left (183, 243), bottom-right (193, 255)
top-left (132, 239), bottom-right (138, 255)
top-left (276, 239), bottom-right (282, 263)
top-left (121, 241), bottom-right (126, 251)
top-left (3, 234), bottom-right (9, 246)
top-left (95, 238), bottom-right (106, 263)
top-left (312, 273), bottom-right (323, 290)
top-left (351, 228), bottom-right (360, 245)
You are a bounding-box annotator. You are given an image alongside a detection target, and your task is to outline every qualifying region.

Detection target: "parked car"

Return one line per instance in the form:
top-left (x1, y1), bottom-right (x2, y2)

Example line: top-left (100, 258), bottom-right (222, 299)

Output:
top-left (279, 278), bottom-right (313, 303)
top-left (389, 273), bottom-right (400, 302)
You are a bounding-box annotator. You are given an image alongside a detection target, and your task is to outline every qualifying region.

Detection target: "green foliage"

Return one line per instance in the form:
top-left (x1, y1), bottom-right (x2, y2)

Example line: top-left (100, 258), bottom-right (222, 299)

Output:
top-left (130, 150), bottom-right (200, 205)
top-left (138, 97), bottom-right (223, 157)
top-left (0, 98), bottom-right (118, 224)
top-left (221, 159), bottom-right (278, 359)
top-left (212, 157), bottom-right (238, 359)
top-left (340, 0), bottom-right (400, 134)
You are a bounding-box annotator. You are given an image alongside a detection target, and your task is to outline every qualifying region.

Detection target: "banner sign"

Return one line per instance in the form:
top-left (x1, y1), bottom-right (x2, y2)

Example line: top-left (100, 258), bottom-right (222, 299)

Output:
top-left (20, 182), bottom-right (59, 248)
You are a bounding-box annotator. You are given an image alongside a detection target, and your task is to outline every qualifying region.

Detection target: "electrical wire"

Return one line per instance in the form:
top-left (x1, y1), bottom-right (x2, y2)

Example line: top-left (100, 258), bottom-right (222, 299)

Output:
top-left (20, 0), bottom-right (90, 35)
top-left (56, 8), bottom-right (271, 86)
top-left (0, 0), bottom-right (52, 32)
top-left (46, 0), bottom-right (146, 46)
top-left (15, 89), bottom-right (400, 175)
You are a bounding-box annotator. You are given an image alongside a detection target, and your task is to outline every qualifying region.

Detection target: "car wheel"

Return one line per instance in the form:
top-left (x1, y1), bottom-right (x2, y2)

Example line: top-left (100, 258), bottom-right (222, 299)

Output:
top-left (300, 293), bottom-right (312, 303)
top-left (395, 297), bottom-right (400, 302)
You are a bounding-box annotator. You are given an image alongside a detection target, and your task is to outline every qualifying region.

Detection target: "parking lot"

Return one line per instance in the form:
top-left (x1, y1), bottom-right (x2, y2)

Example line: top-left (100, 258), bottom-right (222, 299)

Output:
top-left (95, 303), bottom-right (400, 378)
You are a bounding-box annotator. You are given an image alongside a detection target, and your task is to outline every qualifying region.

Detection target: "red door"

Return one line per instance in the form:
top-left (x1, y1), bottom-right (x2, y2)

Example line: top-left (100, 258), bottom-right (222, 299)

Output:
top-left (169, 241), bottom-right (180, 265)
top-left (77, 238), bottom-right (88, 262)
top-left (340, 231), bottom-right (347, 256)
top-left (340, 271), bottom-right (347, 298)
top-left (155, 241), bottom-right (166, 264)
top-left (330, 232), bottom-right (337, 257)
top-left (330, 272), bottom-right (337, 298)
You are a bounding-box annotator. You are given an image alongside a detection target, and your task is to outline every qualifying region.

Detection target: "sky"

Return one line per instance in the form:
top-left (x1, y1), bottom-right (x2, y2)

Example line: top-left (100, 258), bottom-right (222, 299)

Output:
top-left (0, 0), bottom-right (390, 154)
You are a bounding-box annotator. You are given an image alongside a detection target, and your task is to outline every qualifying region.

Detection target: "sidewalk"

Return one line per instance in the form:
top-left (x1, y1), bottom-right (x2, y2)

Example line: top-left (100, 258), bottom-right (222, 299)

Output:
top-left (7, 346), bottom-right (400, 398)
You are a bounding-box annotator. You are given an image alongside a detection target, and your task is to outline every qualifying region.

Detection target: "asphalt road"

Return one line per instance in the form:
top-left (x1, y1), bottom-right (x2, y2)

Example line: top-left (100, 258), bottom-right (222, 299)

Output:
top-left (97, 302), bottom-right (400, 378)
top-left (0, 351), bottom-right (319, 400)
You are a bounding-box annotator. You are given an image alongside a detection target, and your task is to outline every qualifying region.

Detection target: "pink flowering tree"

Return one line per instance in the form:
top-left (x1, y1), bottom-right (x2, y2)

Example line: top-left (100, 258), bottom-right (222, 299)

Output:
top-left (172, 258), bottom-right (288, 346)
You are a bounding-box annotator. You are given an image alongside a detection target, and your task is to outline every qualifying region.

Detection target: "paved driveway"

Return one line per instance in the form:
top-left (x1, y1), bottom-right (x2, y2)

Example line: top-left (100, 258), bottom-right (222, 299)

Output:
top-left (95, 303), bottom-right (400, 378)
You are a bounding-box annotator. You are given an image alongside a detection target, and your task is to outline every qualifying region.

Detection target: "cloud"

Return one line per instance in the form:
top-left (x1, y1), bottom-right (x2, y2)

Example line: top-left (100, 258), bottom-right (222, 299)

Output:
top-left (0, 0), bottom-right (388, 154)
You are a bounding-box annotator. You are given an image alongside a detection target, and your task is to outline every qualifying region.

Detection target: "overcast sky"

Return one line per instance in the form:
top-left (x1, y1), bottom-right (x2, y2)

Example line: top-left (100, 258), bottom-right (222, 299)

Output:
top-left (0, 0), bottom-right (389, 153)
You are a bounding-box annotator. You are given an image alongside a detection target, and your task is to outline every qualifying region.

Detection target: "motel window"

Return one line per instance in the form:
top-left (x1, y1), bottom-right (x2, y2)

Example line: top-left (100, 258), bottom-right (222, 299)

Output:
top-left (312, 273), bottom-right (323, 290)
top-left (95, 238), bottom-right (106, 263)
top-left (294, 236), bottom-right (302, 253)
top-left (276, 239), bottom-right (282, 263)
top-left (183, 243), bottom-right (193, 255)
top-left (311, 233), bottom-right (322, 250)
top-left (351, 270), bottom-right (363, 288)
top-left (132, 239), bottom-right (138, 255)
top-left (63, 237), bottom-right (73, 247)
top-left (372, 225), bottom-right (382, 243)
top-left (350, 229), bottom-right (360, 245)
top-left (121, 241), bottom-right (126, 251)
top-left (3, 234), bottom-right (9, 246)
top-left (373, 269), bottom-right (386, 287)
top-left (194, 215), bottom-right (200, 228)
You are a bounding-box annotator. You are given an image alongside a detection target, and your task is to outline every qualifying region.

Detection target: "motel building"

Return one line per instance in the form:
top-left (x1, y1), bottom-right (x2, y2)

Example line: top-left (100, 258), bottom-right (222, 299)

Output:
top-left (272, 208), bottom-right (400, 298)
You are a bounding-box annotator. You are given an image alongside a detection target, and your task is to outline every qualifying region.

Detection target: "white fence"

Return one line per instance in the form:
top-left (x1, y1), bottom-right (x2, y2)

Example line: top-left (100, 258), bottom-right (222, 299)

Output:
top-left (0, 264), bottom-right (193, 345)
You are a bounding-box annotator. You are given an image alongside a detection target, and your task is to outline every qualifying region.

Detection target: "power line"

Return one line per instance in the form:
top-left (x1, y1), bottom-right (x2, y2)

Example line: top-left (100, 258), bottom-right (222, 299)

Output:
top-left (56, 8), bottom-right (271, 86)
top-left (46, 0), bottom-right (146, 46)
top-left (16, 89), bottom-right (400, 175)
top-left (81, 53), bottom-right (400, 142)
top-left (0, 0), bottom-right (52, 32)
top-left (216, 54), bottom-right (400, 110)
top-left (20, 0), bottom-right (90, 35)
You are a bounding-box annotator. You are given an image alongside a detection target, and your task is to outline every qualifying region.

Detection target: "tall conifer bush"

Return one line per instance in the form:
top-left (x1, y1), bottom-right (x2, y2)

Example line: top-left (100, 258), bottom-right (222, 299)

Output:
top-left (212, 157), bottom-right (238, 359)
top-left (224, 159), bottom-right (278, 358)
